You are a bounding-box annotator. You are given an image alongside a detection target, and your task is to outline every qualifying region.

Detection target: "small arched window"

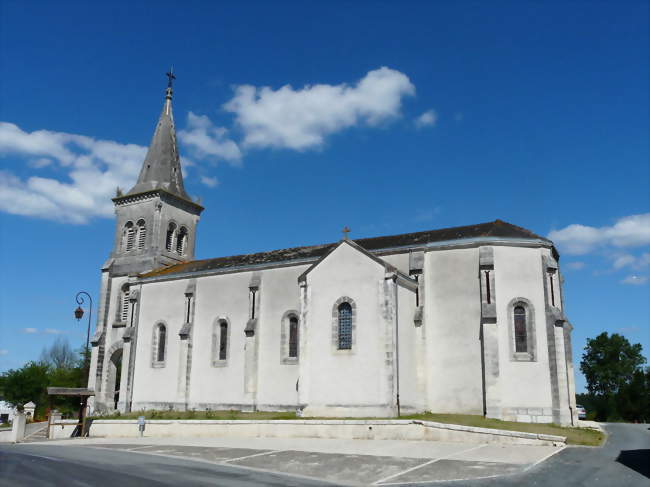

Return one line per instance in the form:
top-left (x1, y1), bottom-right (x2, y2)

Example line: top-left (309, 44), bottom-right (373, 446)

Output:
top-left (218, 321), bottom-right (228, 360)
top-left (157, 324), bottom-right (167, 362)
top-left (177, 227), bottom-right (188, 255)
top-left (513, 306), bottom-right (527, 353)
top-left (288, 316), bottom-right (299, 358)
top-left (165, 223), bottom-right (176, 252)
top-left (338, 302), bottom-right (353, 350)
top-left (136, 219), bottom-right (146, 250)
top-left (123, 221), bottom-right (135, 252)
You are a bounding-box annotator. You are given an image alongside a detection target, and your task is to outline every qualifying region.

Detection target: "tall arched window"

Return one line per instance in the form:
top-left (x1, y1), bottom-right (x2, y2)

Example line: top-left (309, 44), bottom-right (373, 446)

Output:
top-left (136, 219), bottom-right (146, 250)
top-left (338, 302), bottom-right (353, 350)
top-left (165, 223), bottom-right (176, 252)
top-left (513, 305), bottom-right (527, 353)
top-left (219, 321), bottom-right (228, 360)
top-left (176, 227), bottom-right (188, 255)
top-left (289, 316), bottom-right (299, 358)
top-left (157, 324), bottom-right (167, 362)
top-left (122, 221), bottom-right (135, 252)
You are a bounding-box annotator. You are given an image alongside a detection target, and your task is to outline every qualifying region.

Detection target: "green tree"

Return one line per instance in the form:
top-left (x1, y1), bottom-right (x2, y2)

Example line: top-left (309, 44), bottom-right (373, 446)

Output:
top-left (580, 332), bottom-right (647, 421)
top-left (0, 362), bottom-right (50, 413)
top-left (0, 339), bottom-right (89, 419)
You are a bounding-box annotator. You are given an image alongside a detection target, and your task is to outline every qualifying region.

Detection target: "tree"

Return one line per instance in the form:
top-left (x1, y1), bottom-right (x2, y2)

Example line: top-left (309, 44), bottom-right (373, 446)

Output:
top-left (0, 340), bottom-right (89, 419)
top-left (580, 332), bottom-right (648, 421)
top-left (39, 337), bottom-right (78, 369)
top-left (0, 362), bottom-right (50, 412)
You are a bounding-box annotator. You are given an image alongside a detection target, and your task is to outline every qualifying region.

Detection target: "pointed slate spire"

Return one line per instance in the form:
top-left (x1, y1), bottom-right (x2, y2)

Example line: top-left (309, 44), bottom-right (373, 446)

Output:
top-left (127, 69), bottom-right (190, 200)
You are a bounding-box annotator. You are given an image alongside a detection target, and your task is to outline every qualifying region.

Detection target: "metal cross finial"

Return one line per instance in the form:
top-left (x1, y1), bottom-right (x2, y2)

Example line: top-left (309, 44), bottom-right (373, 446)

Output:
top-left (166, 67), bottom-right (176, 89)
top-left (342, 226), bottom-right (351, 240)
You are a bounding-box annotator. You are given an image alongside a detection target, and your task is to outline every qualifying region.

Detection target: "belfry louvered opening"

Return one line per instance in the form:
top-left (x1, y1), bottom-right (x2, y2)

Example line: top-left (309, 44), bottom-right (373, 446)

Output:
top-left (137, 219), bottom-right (146, 250)
top-left (165, 223), bottom-right (176, 252)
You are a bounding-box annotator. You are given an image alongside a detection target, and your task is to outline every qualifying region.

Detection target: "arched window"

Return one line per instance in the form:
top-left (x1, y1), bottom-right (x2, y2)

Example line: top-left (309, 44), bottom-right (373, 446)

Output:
top-left (136, 219), bottom-right (146, 250)
top-left (123, 221), bottom-right (135, 252)
top-left (165, 223), bottom-right (176, 252)
top-left (218, 321), bottom-right (228, 360)
top-left (514, 306), bottom-right (527, 353)
top-left (157, 324), bottom-right (166, 362)
top-left (289, 316), bottom-right (299, 358)
top-left (211, 318), bottom-right (230, 366)
top-left (338, 302), bottom-right (353, 350)
top-left (176, 227), bottom-right (188, 255)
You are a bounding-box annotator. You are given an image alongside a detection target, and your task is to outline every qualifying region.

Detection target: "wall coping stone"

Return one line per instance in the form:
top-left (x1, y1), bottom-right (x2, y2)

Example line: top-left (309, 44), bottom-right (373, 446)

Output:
top-left (79, 418), bottom-right (566, 443)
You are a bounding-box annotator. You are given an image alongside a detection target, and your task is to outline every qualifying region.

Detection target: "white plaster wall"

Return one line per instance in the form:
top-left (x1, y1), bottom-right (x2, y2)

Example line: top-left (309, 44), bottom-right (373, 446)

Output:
top-left (301, 244), bottom-right (392, 415)
top-left (131, 278), bottom-right (187, 407)
top-left (495, 246), bottom-right (552, 410)
top-left (255, 265), bottom-right (309, 408)
top-left (188, 265), bottom-right (307, 409)
top-left (188, 271), bottom-right (251, 407)
top-left (396, 283), bottom-right (420, 412)
top-left (425, 248), bottom-right (484, 414)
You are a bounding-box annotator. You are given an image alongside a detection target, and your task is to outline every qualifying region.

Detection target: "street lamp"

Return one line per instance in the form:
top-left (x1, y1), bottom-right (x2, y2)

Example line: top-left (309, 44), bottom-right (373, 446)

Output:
top-left (74, 291), bottom-right (93, 378)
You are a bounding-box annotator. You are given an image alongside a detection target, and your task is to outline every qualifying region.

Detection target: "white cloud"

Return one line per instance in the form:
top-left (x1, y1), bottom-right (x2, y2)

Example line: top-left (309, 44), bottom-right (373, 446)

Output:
top-left (178, 112), bottom-right (241, 163)
top-left (0, 349), bottom-right (8, 356)
top-left (565, 261), bottom-right (585, 270)
top-left (621, 275), bottom-right (648, 285)
top-left (43, 328), bottom-right (66, 334)
top-left (548, 214), bottom-right (650, 255)
top-left (0, 122), bottom-right (146, 223)
top-left (224, 67), bottom-right (415, 150)
top-left (22, 327), bottom-right (38, 334)
top-left (200, 175), bottom-right (219, 188)
top-left (415, 109), bottom-right (437, 128)
top-left (28, 157), bottom-right (53, 168)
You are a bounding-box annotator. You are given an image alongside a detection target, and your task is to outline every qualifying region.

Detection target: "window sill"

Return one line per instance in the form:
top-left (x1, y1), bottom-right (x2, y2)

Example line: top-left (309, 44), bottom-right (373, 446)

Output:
top-left (211, 360), bottom-right (228, 368)
top-left (151, 361), bottom-right (166, 368)
top-left (511, 352), bottom-right (535, 362)
top-left (281, 357), bottom-right (299, 365)
top-left (112, 321), bottom-right (127, 328)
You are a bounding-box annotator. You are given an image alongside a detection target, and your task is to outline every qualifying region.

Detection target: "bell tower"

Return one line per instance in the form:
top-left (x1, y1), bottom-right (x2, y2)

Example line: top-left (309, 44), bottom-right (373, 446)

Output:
top-left (110, 70), bottom-right (203, 276)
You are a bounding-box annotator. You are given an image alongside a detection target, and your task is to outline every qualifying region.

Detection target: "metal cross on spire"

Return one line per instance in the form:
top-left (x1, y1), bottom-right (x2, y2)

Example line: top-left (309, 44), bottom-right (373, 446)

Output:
top-left (342, 226), bottom-right (351, 240)
top-left (166, 67), bottom-right (176, 89)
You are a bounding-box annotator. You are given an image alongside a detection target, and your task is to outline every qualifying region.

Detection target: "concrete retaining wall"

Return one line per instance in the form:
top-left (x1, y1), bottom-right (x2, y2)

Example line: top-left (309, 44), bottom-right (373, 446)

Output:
top-left (51, 419), bottom-right (566, 446)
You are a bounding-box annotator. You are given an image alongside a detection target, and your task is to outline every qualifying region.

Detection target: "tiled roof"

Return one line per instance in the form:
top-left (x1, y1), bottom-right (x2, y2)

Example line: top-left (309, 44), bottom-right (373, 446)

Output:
top-left (141, 219), bottom-right (551, 278)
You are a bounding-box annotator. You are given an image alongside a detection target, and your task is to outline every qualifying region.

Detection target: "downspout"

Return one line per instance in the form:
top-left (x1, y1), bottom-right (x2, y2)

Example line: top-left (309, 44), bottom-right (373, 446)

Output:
top-left (394, 275), bottom-right (400, 417)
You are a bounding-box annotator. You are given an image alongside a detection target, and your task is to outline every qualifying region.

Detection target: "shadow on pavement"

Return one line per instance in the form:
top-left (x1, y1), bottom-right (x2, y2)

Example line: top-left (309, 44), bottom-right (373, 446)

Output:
top-left (616, 449), bottom-right (650, 478)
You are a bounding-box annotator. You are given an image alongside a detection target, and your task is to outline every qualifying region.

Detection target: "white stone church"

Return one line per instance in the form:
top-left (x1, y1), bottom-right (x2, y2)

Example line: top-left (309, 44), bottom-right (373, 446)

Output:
top-left (87, 80), bottom-right (578, 426)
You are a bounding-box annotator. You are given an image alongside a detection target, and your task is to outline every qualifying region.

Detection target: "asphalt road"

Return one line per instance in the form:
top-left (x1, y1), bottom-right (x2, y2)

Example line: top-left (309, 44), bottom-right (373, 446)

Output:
top-left (0, 423), bottom-right (647, 486)
top-left (454, 423), bottom-right (650, 487)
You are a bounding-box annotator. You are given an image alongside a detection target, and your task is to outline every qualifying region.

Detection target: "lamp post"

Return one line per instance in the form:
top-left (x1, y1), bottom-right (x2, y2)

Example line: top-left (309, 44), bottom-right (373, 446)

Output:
top-left (74, 291), bottom-right (93, 380)
top-left (73, 291), bottom-right (93, 437)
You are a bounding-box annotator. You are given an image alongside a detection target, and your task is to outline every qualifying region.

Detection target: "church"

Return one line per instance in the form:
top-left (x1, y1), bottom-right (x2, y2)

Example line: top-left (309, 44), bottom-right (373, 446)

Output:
top-left (87, 78), bottom-right (578, 426)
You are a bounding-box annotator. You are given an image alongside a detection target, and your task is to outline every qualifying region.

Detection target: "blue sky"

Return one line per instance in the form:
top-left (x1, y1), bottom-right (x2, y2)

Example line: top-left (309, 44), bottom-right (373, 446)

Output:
top-left (0, 1), bottom-right (648, 393)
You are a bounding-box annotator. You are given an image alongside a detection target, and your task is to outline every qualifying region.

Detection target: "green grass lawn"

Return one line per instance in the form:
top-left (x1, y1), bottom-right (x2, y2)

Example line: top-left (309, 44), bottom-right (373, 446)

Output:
top-left (402, 412), bottom-right (604, 446)
top-left (91, 410), bottom-right (604, 446)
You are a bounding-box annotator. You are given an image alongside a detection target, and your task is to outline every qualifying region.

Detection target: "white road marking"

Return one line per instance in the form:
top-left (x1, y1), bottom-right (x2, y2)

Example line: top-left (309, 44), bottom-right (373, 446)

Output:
top-left (224, 449), bottom-right (285, 462)
top-left (372, 444), bottom-right (487, 485)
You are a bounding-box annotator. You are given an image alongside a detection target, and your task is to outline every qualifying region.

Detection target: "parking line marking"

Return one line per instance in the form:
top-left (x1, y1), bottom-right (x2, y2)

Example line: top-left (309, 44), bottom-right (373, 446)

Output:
top-left (125, 445), bottom-right (156, 451)
top-left (224, 449), bottom-right (285, 462)
top-left (523, 445), bottom-right (566, 472)
top-left (373, 445), bottom-right (487, 485)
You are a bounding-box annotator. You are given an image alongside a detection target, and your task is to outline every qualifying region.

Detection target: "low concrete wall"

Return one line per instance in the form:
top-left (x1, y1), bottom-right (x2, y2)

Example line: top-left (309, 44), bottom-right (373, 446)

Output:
top-left (52, 419), bottom-right (566, 446)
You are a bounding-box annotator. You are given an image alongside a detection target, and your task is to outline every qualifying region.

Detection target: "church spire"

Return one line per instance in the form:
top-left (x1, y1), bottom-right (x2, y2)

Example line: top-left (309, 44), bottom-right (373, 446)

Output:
top-left (127, 69), bottom-right (190, 201)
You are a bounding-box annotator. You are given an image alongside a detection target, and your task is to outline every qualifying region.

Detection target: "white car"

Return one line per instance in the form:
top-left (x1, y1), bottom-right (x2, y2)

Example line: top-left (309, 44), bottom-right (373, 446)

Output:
top-left (576, 405), bottom-right (587, 419)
